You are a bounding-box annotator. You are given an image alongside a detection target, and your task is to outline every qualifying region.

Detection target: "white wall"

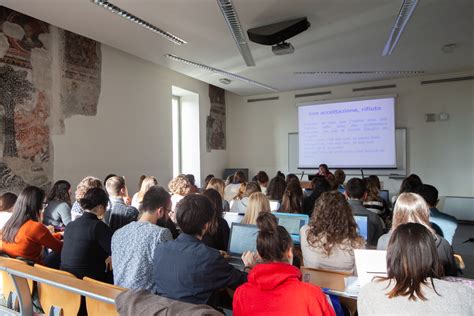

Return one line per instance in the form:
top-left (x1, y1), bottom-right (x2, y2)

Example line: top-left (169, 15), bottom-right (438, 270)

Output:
top-left (227, 70), bottom-right (474, 197)
top-left (52, 44), bottom-right (227, 194)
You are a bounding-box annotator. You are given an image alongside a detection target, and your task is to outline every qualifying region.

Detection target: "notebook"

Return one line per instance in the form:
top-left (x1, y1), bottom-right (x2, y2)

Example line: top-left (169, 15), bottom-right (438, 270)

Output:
top-left (273, 212), bottom-right (309, 244)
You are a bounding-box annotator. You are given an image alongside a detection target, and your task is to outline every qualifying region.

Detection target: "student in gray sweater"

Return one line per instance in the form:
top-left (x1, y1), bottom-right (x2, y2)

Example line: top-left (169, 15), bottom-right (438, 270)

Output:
top-left (43, 180), bottom-right (72, 228)
top-left (359, 223), bottom-right (473, 316)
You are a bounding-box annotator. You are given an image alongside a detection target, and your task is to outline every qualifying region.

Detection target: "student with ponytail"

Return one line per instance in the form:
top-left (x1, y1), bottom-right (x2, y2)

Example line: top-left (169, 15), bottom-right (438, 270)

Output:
top-left (61, 188), bottom-right (113, 282)
top-left (233, 212), bottom-right (335, 316)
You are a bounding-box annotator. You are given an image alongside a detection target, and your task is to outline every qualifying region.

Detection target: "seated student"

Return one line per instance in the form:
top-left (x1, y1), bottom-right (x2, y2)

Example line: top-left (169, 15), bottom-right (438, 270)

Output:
top-left (345, 178), bottom-right (384, 247)
top-left (112, 186), bottom-right (172, 291)
top-left (255, 171), bottom-right (269, 195)
top-left (61, 188), bottom-right (112, 282)
top-left (359, 223), bottom-right (472, 316)
top-left (417, 184), bottom-right (458, 245)
top-left (391, 173), bottom-right (423, 205)
top-left (206, 177), bottom-right (230, 212)
top-left (152, 194), bottom-right (247, 305)
top-left (201, 189), bottom-right (230, 251)
top-left (300, 191), bottom-right (365, 273)
top-left (224, 170), bottom-right (246, 201)
top-left (266, 175), bottom-right (287, 211)
top-left (377, 193), bottom-right (457, 276)
top-left (285, 173), bottom-right (301, 186)
top-left (242, 192), bottom-right (271, 225)
top-left (131, 176), bottom-right (158, 210)
top-left (233, 212), bottom-right (335, 316)
top-left (279, 181), bottom-right (304, 213)
top-left (230, 181), bottom-right (261, 213)
top-left (334, 169), bottom-right (346, 193)
top-left (105, 176), bottom-right (139, 233)
top-left (0, 192), bottom-right (17, 229)
top-left (302, 176), bottom-right (331, 216)
top-left (71, 176), bottom-right (103, 221)
top-left (43, 180), bottom-right (72, 228)
top-left (168, 174), bottom-right (192, 219)
top-left (185, 174), bottom-right (199, 194)
top-left (1, 186), bottom-right (62, 265)
top-left (363, 175), bottom-right (390, 228)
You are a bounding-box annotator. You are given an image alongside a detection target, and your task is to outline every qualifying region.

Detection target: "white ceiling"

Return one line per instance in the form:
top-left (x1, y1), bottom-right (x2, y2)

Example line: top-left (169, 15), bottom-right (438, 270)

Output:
top-left (2, 0), bottom-right (473, 96)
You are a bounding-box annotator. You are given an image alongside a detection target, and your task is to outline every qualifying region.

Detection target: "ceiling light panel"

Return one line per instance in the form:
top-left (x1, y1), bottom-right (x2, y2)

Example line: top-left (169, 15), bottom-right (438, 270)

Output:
top-left (295, 71), bottom-right (424, 75)
top-left (166, 54), bottom-right (277, 91)
top-left (382, 0), bottom-right (419, 56)
top-left (91, 0), bottom-right (187, 45)
top-left (216, 0), bottom-right (256, 66)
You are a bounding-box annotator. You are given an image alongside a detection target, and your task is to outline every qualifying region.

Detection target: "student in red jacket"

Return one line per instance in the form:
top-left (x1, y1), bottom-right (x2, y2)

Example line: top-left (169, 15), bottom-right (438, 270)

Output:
top-left (233, 212), bottom-right (335, 316)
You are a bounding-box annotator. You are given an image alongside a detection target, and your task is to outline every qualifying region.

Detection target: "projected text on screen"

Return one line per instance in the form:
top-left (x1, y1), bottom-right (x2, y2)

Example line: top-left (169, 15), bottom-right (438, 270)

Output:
top-left (298, 97), bottom-right (396, 169)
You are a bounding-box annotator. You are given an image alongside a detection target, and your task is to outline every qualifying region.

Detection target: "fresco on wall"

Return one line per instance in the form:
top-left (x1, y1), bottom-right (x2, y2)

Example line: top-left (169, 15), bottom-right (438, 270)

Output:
top-left (0, 6), bottom-right (101, 193)
top-left (206, 85), bottom-right (226, 152)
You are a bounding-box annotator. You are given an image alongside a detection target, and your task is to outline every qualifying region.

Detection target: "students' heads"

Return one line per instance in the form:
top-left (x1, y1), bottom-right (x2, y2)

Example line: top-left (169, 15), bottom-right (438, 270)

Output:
top-left (276, 171), bottom-right (285, 180)
top-left (106, 176), bottom-right (127, 197)
top-left (416, 184), bottom-right (438, 208)
top-left (385, 223), bottom-right (442, 300)
top-left (285, 173), bottom-right (300, 186)
top-left (256, 212), bottom-right (293, 263)
top-left (168, 174), bottom-right (191, 196)
top-left (345, 178), bottom-right (366, 200)
top-left (141, 186), bottom-right (171, 220)
top-left (0, 192), bottom-right (17, 212)
top-left (47, 180), bottom-right (71, 205)
top-left (242, 192), bottom-right (271, 225)
top-left (365, 175), bottom-right (381, 201)
top-left (307, 191), bottom-right (363, 253)
top-left (243, 182), bottom-right (261, 198)
top-left (203, 174), bottom-right (215, 189)
top-left (399, 174), bottom-right (423, 194)
top-left (391, 192), bottom-right (433, 233)
top-left (138, 176), bottom-right (158, 198)
top-left (185, 174), bottom-right (196, 186)
top-left (79, 188), bottom-right (109, 218)
top-left (266, 176), bottom-right (287, 201)
top-left (206, 177), bottom-right (225, 198)
top-left (104, 174), bottom-right (117, 187)
top-left (75, 176), bottom-right (103, 200)
top-left (334, 169), bottom-right (346, 186)
top-left (233, 170), bottom-right (246, 184)
top-left (176, 194), bottom-right (214, 237)
top-left (1, 186), bottom-right (45, 243)
top-left (202, 188), bottom-right (224, 235)
top-left (279, 181), bottom-right (303, 213)
top-left (256, 171), bottom-right (269, 187)
top-left (138, 175), bottom-right (146, 190)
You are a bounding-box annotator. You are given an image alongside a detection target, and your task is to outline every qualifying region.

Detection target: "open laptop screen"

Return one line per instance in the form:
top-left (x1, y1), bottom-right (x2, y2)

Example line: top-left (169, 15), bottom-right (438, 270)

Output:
top-left (378, 190), bottom-right (389, 205)
top-left (227, 223), bottom-right (258, 256)
top-left (273, 212), bottom-right (309, 235)
top-left (354, 215), bottom-right (369, 241)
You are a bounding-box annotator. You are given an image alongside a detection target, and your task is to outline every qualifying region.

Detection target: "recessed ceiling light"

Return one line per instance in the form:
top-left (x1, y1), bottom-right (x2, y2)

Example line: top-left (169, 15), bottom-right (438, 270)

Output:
top-left (219, 78), bottom-right (232, 85)
top-left (166, 54), bottom-right (277, 92)
top-left (91, 0), bottom-right (187, 45)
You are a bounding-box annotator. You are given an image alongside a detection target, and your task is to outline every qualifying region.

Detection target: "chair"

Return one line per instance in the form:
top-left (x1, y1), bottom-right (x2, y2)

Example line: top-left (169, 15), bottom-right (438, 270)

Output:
top-left (83, 277), bottom-right (125, 316)
top-left (300, 267), bottom-right (357, 316)
top-left (35, 264), bottom-right (81, 316)
top-left (0, 256), bottom-right (33, 311)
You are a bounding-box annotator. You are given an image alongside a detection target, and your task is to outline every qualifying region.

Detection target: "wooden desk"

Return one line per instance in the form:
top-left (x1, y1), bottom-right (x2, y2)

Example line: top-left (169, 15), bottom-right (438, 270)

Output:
top-left (300, 181), bottom-right (312, 189)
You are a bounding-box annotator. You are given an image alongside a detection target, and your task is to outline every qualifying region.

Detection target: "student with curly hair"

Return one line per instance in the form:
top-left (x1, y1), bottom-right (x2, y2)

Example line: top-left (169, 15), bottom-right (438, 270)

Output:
top-left (300, 191), bottom-right (365, 273)
top-left (168, 174), bottom-right (191, 222)
top-left (71, 176), bottom-right (103, 221)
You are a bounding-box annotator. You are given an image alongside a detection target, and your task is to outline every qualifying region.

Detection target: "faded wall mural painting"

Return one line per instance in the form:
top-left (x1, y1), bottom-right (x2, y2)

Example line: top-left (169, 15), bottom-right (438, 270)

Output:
top-left (206, 85), bottom-right (226, 152)
top-left (0, 7), bottom-right (101, 193)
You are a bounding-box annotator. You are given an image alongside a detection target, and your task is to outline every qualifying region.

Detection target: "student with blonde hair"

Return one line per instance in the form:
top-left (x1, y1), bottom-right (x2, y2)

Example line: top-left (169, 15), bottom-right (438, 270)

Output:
top-left (241, 192), bottom-right (271, 225)
top-left (206, 177), bottom-right (230, 212)
top-left (132, 176), bottom-right (158, 209)
top-left (71, 176), bottom-right (103, 221)
top-left (230, 182), bottom-right (261, 213)
top-left (377, 192), bottom-right (457, 276)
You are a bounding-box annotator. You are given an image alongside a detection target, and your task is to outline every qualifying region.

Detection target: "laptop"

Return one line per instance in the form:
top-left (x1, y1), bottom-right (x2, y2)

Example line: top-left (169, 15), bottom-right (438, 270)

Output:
top-left (354, 215), bottom-right (369, 241)
top-left (273, 212), bottom-right (309, 244)
top-left (269, 200), bottom-right (280, 212)
top-left (378, 190), bottom-right (389, 205)
top-left (223, 212), bottom-right (244, 228)
top-left (354, 249), bottom-right (387, 288)
top-left (226, 223), bottom-right (259, 266)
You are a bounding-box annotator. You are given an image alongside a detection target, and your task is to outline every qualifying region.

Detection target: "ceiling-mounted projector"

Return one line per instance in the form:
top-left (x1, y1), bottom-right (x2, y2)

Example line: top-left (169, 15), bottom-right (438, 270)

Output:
top-left (247, 17), bottom-right (310, 55)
